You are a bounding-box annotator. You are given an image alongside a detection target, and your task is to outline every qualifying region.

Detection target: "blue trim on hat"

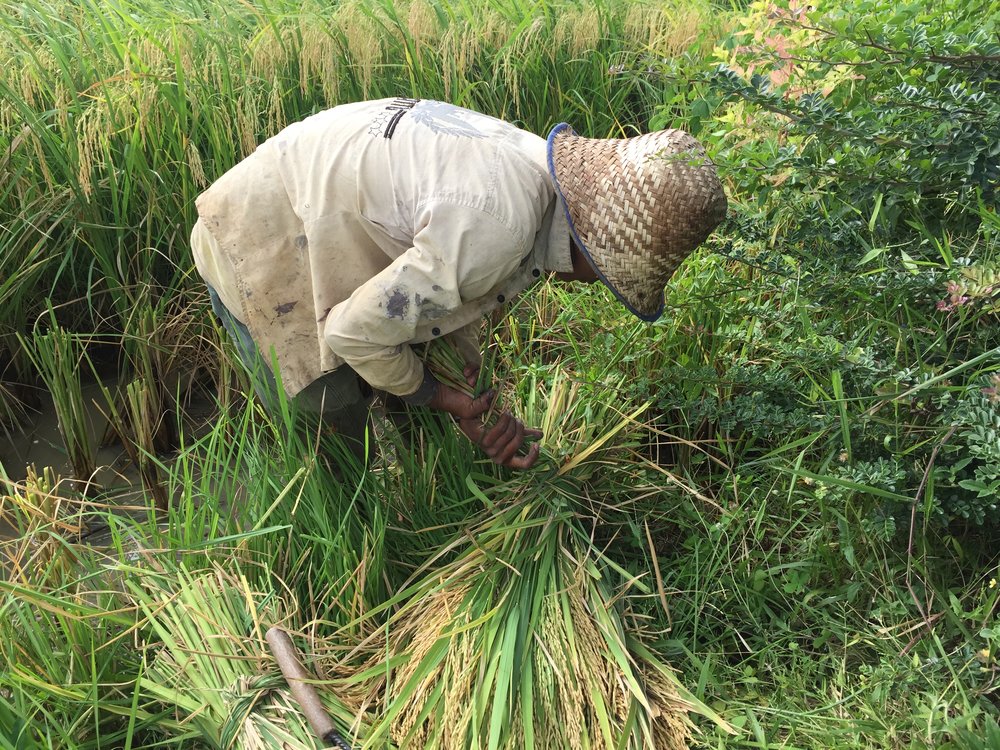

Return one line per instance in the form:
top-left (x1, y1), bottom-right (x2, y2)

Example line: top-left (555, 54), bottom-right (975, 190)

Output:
top-left (545, 122), bottom-right (664, 322)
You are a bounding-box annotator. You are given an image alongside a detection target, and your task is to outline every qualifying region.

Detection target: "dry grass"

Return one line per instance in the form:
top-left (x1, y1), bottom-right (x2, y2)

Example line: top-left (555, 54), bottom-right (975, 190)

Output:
top-left (1, 466), bottom-right (86, 585)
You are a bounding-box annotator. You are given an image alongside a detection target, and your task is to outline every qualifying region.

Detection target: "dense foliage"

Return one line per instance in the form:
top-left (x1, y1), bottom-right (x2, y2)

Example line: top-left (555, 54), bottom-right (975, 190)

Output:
top-left (636, 0), bottom-right (1000, 530)
top-left (712, 0), bottom-right (999, 235)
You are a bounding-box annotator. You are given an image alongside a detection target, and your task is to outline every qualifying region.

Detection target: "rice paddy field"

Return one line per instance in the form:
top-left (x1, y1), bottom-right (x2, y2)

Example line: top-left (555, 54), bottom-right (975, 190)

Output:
top-left (1, 0), bottom-right (998, 747)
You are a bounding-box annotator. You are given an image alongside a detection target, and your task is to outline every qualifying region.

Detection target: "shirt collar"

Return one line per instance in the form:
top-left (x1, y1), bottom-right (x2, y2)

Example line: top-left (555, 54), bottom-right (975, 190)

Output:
top-left (539, 195), bottom-right (573, 273)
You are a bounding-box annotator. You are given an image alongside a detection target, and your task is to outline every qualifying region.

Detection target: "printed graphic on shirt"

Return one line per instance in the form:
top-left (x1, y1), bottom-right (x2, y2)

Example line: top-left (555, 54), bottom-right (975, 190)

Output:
top-left (368, 97), bottom-right (420, 139)
top-left (410, 101), bottom-right (490, 139)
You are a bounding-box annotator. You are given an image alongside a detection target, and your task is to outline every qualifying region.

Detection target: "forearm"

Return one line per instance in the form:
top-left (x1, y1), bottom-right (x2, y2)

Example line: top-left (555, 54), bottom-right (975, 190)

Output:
top-left (323, 325), bottom-right (426, 397)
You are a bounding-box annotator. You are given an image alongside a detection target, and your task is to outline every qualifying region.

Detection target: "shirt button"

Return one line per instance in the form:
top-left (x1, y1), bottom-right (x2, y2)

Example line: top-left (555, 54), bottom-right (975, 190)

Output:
top-left (497, 294), bottom-right (505, 303)
top-left (432, 327), bottom-right (440, 336)
top-left (532, 269), bottom-right (541, 277)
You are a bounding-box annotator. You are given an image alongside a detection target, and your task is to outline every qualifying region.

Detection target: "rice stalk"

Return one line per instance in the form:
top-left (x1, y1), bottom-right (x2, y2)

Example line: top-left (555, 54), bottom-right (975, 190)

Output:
top-left (0, 464), bottom-right (86, 586)
top-left (123, 378), bottom-right (168, 511)
top-left (17, 322), bottom-right (97, 485)
top-left (126, 565), bottom-right (370, 748)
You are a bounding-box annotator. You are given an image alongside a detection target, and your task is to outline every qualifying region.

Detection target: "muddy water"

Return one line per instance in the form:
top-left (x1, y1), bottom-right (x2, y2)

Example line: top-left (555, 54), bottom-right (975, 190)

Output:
top-left (0, 381), bottom-right (132, 486)
top-left (1, 381), bottom-right (127, 542)
top-left (0, 379), bottom-right (219, 546)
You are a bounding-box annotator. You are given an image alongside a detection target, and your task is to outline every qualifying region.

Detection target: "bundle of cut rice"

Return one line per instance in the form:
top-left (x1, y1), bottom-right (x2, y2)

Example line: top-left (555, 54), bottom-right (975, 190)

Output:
top-left (128, 566), bottom-right (369, 748)
top-left (333, 342), bottom-right (729, 749)
top-left (344, 495), bottom-right (704, 749)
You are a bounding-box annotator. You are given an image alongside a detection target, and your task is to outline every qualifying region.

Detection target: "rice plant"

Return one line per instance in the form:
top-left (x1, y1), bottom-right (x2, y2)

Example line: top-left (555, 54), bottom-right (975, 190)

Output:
top-left (125, 565), bottom-right (369, 749)
top-left (0, 464), bottom-right (85, 584)
top-left (17, 322), bottom-right (97, 486)
top-left (123, 378), bottom-right (169, 509)
top-left (0, 470), bottom-right (148, 748)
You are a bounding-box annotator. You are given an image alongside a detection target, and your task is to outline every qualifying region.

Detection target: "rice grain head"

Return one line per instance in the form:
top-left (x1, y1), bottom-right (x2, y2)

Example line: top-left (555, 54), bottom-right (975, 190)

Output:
top-left (249, 25), bottom-right (290, 96)
top-left (237, 93), bottom-right (261, 158)
top-left (76, 99), bottom-right (112, 198)
top-left (336, 3), bottom-right (382, 97)
top-left (387, 584), bottom-right (470, 744)
top-left (554, 7), bottom-right (601, 58)
top-left (442, 628), bottom-right (477, 745)
top-left (186, 138), bottom-right (208, 188)
top-left (544, 591), bottom-right (585, 749)
top-left (16, 47), bottom-right (54, 112)
top-left (298, 22), bottom-right (342, 103)
top-left (267, 72), bottom-right (287, 137)
top-left (27, 127), bottom-right (56, 193)
top-left (645, 666), bottom-right (693, 750)
top-left (407, 0), bottom-right (442, 55)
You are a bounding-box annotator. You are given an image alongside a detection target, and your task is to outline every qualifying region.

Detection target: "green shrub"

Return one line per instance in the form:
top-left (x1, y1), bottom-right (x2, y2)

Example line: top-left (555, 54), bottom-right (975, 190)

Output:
top-left (935, 373), bottom-right (1000, 525)
top-left (706, 0), bottom-right (1000, 244)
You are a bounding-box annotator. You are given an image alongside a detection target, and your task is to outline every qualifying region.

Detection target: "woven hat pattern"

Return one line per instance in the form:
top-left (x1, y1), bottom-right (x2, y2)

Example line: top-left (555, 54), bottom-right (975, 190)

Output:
top-left (548, 125), bottom-right (727, 320)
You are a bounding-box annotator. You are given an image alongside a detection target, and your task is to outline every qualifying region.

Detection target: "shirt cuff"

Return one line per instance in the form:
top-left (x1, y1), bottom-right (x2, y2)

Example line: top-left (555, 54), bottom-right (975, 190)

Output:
top-left (399, 365), bottom-right (439, 406)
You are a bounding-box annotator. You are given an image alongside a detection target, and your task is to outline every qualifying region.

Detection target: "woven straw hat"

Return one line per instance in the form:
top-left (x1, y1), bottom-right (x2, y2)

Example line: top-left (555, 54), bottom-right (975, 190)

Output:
top-left (546, 123), bottom-right (727, 321)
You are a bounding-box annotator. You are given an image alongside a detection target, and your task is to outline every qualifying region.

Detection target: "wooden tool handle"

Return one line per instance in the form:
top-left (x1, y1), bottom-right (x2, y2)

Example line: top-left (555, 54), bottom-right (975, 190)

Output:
top-left (265, 627), bottom-right (337, 741)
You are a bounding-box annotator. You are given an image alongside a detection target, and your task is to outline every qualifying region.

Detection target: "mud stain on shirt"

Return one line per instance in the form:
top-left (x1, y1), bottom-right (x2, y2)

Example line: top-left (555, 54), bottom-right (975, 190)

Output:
top-left (415, 292), bottom-right (450, 320)
top-left (274, 301), bottom-right (297, 316)
top-left (386, 289), bottom-right (410, 319)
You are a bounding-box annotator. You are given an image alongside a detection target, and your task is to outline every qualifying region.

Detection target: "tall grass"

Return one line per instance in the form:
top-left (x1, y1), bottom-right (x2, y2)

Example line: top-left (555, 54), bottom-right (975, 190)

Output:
top-left (18, 322), bottom-right (97, 485)
top-left (0, 0), bottom-right (708, 437)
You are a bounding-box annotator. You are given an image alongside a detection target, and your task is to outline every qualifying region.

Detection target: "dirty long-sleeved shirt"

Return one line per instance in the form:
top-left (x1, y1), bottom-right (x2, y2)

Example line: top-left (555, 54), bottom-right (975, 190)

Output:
top-left (191, 98), bottom-right (572, 398)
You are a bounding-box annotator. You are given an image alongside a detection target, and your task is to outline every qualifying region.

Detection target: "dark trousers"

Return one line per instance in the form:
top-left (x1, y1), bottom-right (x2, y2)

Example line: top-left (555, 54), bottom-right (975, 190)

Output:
top-left (206, 284), bottom-right (374, 460)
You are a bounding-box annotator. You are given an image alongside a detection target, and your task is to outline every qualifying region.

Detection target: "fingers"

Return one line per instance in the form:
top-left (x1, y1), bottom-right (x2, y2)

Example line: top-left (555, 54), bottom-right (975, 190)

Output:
top-left (479, 411), bottom-right (512, 451)
top-left (435, 385), bottom-right (495, 420)
top-left (457, 417), bottom-right (484, 446)
top-left (462, 389), bottom-right (495, 419)
top-left (486, 412), bottom-right (523, 465)
top-left (440, 387), bottom-right (542, 471)
top-left (479, 411), bottom-right (542, 470)
top-left (506, 442), bottom-right (542, 470)
top-left (463, 364), bottom-right (481, 389)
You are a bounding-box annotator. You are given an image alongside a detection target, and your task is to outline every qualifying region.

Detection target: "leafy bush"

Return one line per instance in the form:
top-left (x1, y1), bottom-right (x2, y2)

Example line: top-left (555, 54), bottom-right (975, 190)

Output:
top-left (637, 0), bottom-right (1000, 532)
top-left (935, 373), bottom-right (1000, 525)
top-left (707, 0), bottom-right (1000, 243)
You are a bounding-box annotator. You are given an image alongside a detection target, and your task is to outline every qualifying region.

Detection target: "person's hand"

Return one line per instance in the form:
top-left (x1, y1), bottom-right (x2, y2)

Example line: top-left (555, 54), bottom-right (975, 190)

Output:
top-left (427, 371), bottom-right (542, 470)
top-left (428, 382), bottom-right (495, 420)
top-left (463, 363), bottom-right (480, 390)
top-left (457, 410), bottom-right (543, 471)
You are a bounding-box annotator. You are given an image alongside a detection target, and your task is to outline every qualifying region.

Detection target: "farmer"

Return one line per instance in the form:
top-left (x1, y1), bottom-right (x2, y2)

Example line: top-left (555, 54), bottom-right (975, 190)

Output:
top-left (190, 97), bottom-right (726, 469)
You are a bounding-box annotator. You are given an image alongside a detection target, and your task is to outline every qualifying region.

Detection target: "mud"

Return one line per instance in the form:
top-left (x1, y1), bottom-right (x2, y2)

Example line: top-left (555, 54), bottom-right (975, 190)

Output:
top-left (0, 377), bottom-right (218, 545)
top-left (0, 380), bottom-right (131, 490)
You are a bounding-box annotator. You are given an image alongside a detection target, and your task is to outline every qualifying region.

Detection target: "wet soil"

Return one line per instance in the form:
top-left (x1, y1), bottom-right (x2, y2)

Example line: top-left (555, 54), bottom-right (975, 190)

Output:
top-left (0, 377), bottom-right (219, 544)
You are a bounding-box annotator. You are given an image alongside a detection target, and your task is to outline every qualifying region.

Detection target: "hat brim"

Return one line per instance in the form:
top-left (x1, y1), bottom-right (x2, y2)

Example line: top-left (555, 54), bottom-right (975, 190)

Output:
top-left (546, 123), bottom-right (665, 322)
